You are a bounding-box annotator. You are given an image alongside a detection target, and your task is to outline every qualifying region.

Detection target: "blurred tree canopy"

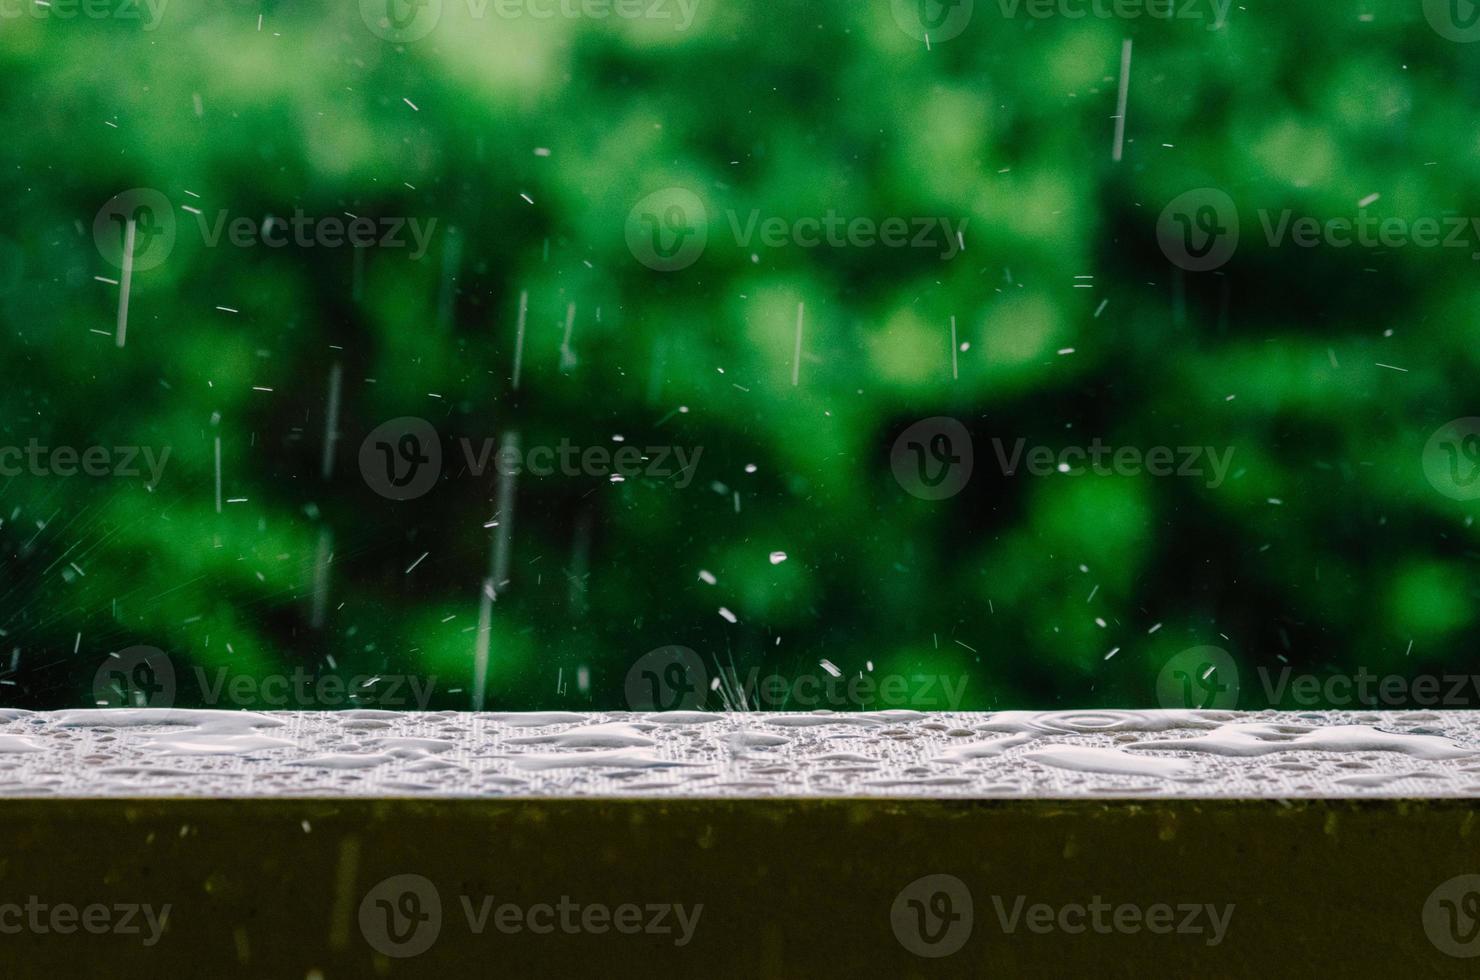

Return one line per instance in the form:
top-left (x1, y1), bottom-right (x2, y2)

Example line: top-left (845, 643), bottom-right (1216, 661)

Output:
top-left (1, 0), bottom-right (1478, 711)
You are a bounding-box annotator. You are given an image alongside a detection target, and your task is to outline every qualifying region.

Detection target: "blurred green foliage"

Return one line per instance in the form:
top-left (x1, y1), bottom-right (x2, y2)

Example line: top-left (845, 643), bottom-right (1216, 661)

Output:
top-left (1, 0), bottom-right (1479, 711)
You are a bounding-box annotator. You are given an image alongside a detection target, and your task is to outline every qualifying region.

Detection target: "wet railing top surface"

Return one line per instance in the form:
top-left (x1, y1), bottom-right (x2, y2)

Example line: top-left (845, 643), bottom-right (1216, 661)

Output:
top-left (2, 708), bottom-right (1479, 798)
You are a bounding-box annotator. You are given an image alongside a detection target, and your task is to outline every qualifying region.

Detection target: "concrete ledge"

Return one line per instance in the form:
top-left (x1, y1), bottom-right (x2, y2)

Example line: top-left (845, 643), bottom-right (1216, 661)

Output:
top-left (4, 708), bottom-right (1480, 797)
top-left (0, 710), bottom-right (1478, 976)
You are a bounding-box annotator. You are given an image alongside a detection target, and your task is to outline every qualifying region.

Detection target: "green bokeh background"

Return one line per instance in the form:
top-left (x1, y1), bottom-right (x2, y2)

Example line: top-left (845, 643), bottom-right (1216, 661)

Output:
top-left (1, 0), bottom-right (1478, 711)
